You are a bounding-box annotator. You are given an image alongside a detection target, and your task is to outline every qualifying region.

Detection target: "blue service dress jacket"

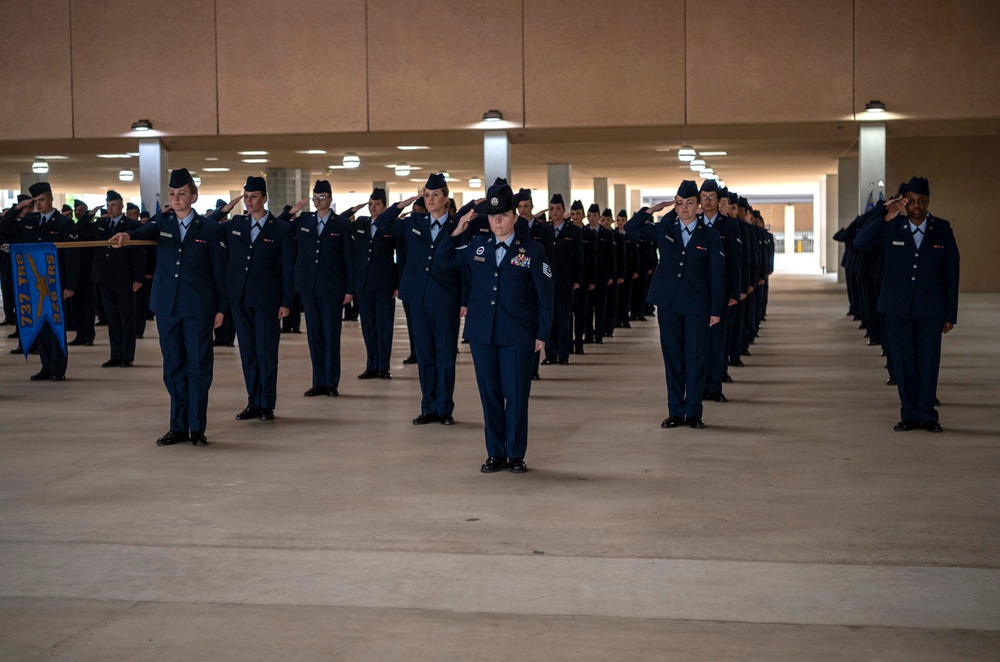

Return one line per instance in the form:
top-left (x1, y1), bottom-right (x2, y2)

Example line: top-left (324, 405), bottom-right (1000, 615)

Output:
top-left (129, 211), bottom-right (227, 319)
top-left (222, 213), bottom-right (295, 311)
top-left (853, 212), bottom-right (959, 323)
top-left (352, 215), bottom-right (397, 294)
top-left (624, 210), bottom-right (725, 317)
top-left (436, 230), bottom-right (554, 347)
top-left (291, 211), bottom-right (356, 300)
top-left (91, 217), bottom-right (145, 289)
top-left (0, 207), bottom-right (80, 292)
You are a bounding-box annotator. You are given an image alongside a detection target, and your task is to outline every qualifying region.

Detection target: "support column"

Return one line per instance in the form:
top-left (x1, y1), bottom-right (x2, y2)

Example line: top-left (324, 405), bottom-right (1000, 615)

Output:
top-left (138, 138), bottom-right (168, 214)
top-left (593, 177), bottom-right (609, 210)
top-left (483, 130), bottom-right (510, 186)
top-left (629, 189), bottom-right (642, 215)
top-left (836, 158), bottom-right (859, 284)
top-left (264, 168), bottom-right (307, 214)
top-left (858, 123), bottom-right (886, 211)
top-left (784, 204), bottom-right (796, 255)
top-left (547, 164), bottom-right (571, 207)
top-left (821, 174), bottom-right (839, 275)
top-left (613, 183), bottom-right (628, 215)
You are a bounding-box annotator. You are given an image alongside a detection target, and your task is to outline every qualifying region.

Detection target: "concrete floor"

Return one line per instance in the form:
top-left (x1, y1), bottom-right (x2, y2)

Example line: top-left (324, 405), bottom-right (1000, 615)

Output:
top-left (1, 275), bottom-right (998, 660)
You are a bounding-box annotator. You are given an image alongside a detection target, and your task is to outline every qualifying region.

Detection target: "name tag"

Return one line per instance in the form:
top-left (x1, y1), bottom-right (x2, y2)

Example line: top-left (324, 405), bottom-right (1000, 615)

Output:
top-left (24, 225), bottom-right (34, 229)
top-left (300, 227), bottom-right (310, 233)
top-left (233, 230), bottom-right (243, 236)
top-left (474, 256), bottom-right (486, 262)
top-left (160, 232), bottom-right (173, 238)
top-left (892, 240), bottom-right (904, 246)
top-left (356, 229), bottom-right (365, 234)
top-left (412, 228), bottom-right (421, 236)
top-left (665, 235), bottom-right (675, 243)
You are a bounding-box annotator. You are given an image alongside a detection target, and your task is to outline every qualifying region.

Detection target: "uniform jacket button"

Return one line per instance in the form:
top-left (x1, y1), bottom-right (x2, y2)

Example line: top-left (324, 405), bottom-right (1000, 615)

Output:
top-left (425, 267), bottom-right (430, 271)
top-left (911, 276), bottom-right (916, 281)
top-left (490, 300), bottom-right (495, 305)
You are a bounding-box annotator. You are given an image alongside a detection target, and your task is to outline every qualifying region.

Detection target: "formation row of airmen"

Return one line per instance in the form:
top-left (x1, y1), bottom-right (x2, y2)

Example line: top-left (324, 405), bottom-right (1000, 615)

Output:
top-left (1, 171), bottom-right (774, 470)
top-left (834, 177), bottom-right (960, 432)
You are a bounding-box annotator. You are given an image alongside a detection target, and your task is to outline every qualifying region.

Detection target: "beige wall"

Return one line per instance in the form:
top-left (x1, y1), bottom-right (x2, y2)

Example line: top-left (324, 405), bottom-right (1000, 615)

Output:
top-left (0, 0), bottom-right (73, 140)
top-left (856, 0), bottom-right (1000, 120)
top-left (3, 0), bottom-right (997, 139)
top-left (71, 0), bottom-right (218, 138)
top-left (687, 0), bottom-right (854, 124)
top-left (887, 135), bottom-right (1000, 294)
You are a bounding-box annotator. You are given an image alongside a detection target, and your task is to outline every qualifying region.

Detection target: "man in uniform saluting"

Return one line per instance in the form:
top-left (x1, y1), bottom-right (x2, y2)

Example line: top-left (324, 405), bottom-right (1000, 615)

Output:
top-left (515, 188), bottom-right (553, 379)
top-left (353, 187), bottom-right (398, 381)
top-left (91, 190), bottom-right (144, 368)
top-left (0, 182), bottom-right (79, 380)
top-left (626, 181), bottom-right (724, 429)
top-left (223, 176), bottom-right (295, 421)
top-left (437, 180), bottom-right (553, 473)
top-left (543, 194), bottom-right (583, 365)
top-left (111, 168), bottom-right (227, 446)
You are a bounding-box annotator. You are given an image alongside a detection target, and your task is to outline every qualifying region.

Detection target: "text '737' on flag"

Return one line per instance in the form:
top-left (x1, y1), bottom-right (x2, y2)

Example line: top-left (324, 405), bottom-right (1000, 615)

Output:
top-left (10, 242), bottom-right (66, 360)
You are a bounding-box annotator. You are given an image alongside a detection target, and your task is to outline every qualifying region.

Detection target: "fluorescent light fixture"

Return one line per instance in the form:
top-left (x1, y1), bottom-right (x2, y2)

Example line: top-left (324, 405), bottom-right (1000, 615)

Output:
top-left (482, 109), bottom-right (503, 122)
top-left (699, 151), bottom-right (727, 156)
top-left (689, 159), bottom-right (706, 171)
top-left (118, 169), bottom-right (134, 182)
top-left (242, 158), bottom-right (268, 164)
top-left (397, 145), bottom-right (429, 151)
top-left (296, 149), bottom-right (327, 155)
top-left (677, 148), bottom-right (696, 162)
top-left (408, 178), bottom-right (427, 183)
top-left (655, 147), bottom-right (672, 152)
top-left (342, 153), bottom-right (360, 168)
top-left (204, 157), bottom-right (219, 161)
top-left (97, 153), bottom-right (133, 159)
top-left (34, 155), bottom-right (68, 160)
top-left (700, 168), bottom-right (715, 176)
top-left (131, 119), bottom-right (152, 132)
top-left (717, 180), bottom-right (726, 187)
top-left (203, 167), bottom-right (230, 172)
top-left (32, 160), bottom-right (48, 174)
top-left (700, 170), bottom-right (718, 180)
top-left (327, 165), bottom-right (347, 170)
top-left (238, 150), bottom-right (268, 156)
top-left (192, 176), bottom-right (202, 186)
top-left (394, 163), bottom-right (411, 177)
top-left (468, 177), bottom-right (482, 188)
top-left (865, 100), bottom-right (886, 113)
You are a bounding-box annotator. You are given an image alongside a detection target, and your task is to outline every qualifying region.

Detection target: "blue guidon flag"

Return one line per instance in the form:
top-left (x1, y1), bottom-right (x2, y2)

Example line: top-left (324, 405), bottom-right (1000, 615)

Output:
top-left (10, 242), bottom-right (66, 359)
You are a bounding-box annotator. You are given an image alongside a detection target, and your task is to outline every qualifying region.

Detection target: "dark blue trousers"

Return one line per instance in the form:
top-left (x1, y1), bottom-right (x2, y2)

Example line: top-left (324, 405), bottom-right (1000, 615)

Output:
top-left (885, 315), bottom-right (943, 423)
top-left (156, 313), bottom-right (214, 434)
top-left (411, 304), bottom-right (459, 416)
top-left (36, 322), bottom-right (68, 377)
top-left (301, 296), bottom-right (343, 390)
top-left (658, 308), bottom-right (710, 419)
top-left (572, 286), bottom-right (589, 350)
top-left (358, 291), bottom-right (394, 372)
top-left (728, 298), bottom-right (746, 364)
top-left (402, 301), bottom-right (415, 358)
top-left (470, 341), bottom-right (534, 460)
top-left (101, 284), bottom-right (136, 363)
top-left (545, 287), bottom-right (573, 361)
top-left (233, 305), bottom-right (282, 410)
top-left (706, 303), bottom-right (733, 393)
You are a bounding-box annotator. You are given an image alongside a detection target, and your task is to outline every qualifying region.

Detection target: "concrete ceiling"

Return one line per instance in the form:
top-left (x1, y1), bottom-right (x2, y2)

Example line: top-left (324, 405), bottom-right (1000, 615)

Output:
top-left (1, 119), bottom-right (996, 202)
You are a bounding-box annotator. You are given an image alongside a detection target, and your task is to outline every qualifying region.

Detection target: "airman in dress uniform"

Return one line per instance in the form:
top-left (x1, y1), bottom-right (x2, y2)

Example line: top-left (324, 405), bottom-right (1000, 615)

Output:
top-left (353, 187), bottom-right (399, 381)
top-left (543, 194), bottom-right (583, 365)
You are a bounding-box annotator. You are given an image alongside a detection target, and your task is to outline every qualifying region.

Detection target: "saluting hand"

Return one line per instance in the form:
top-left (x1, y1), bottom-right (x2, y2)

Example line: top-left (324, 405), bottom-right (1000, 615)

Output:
top-left (454, 209), bottom-right (476, 236)
top-left (396, 194), bottom-right (422, 209)
top-left (15, 198), bottom-right (34, 211)
top-left (288, 198), bottom-right (309, 216)
top-left (883, 196), bottom-right (906, 221)
top-left (223, 196), bottom-right (244, 214)
top-left (646, 201), bottom-right (674, 214)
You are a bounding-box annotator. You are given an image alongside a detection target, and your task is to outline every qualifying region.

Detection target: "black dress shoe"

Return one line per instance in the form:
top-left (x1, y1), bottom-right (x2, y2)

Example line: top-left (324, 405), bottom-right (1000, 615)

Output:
top-left (576, 348), bottom-right (586, 355)
top-left (920, 420), bottom-right (943, 433)
top-left (7, 330), bottom-right (19, 338)
top-left (30, 371), bottom-right (54, 381)
top-left (886, 376), bottom-right (897, 386)
top-left (867, 339), bottom-right (879, 346)
top-left (402, 355), bottom-right (417, 365)
top-left (594, 338), bottom-right (604, 344)
top-left (934, 398), bottom-right (940, 406)
top-left (728, 359), bottom-right (745, 368)
top-left (661, 416), bottom-right (685, 428)
top-left (95, 320), bottom-right (107, 326)
top-left (893, 420), bottom-right (918, 432)
top-left (68, 338), bottom-right (93, 346)
top-left (102, 359), bottom-right (122, 368)
top-left (741, 350), bottom-right (752, 356)
top-left (688, 417), bottom-right (705, 429)
top-left (10, 345), bottom-right (23, 354)
top-left (532, 373), bottom-right (541, 381)
top-left (156, 430), bottom-right (189, 446)
top-left (412, 413), bottom-right (439, 425)
top-left (357, 369), bottom-right (379, 379)
top-left (51, 373), bottom-right (66, 381)
top-left (542, 358), bottom-right (555, 365)
top-left (721, 373), bottom-right (733, 383)
top-left (880, 349), bottom-right (886, 357)
top-left (259, 409), bottom-right (275, 421)
top-left (481, 456), bottom-right (507, 473)
top-left (303, 386), bottom-right (328, 397)
top-left (379, 370), bottom-right (392, 379)
top-left (327, 388), bottom-right (340, 397)
top-left (508, 459), bottom-right (527, 473)
top-left (439, 415), bottom-right (455, 426)
top-left (705, 392), bottom-right (727, 403)
top-left (191, 433), bottom-right (208, 446)
top-left (120, 361), bottom-right (133, 367)
top-left (622, 322), bottom-right (631, 328)
top-left (236, 407), bottom-right (262, 420)
top-left (557, 358), bottom-right (570, 365)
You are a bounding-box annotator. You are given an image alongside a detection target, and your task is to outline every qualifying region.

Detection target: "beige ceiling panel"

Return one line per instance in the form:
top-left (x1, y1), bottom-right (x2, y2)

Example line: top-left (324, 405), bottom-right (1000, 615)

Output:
top-left (524, 0), bottom-right (685, 128)
top-left (217, 0), bottom-right (367, 135)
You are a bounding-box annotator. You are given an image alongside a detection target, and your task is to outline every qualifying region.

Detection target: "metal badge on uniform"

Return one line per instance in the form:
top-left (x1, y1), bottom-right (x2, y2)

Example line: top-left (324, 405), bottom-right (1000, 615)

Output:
top-left (518, 247), bottom-right (525, 253)
top-left (475, 246), bottom-right (485, 256)
top-left (233, 231), bottom-right (242, 236)
top-left (892, 240), bottom-right (904, 245)
top-left (161, 232), bottom-right (173, 238)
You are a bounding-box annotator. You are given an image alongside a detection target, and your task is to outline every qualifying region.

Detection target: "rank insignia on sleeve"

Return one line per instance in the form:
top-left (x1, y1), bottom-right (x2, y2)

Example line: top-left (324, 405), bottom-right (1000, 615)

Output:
top-left (542, 263), bottom-right (552, 278)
